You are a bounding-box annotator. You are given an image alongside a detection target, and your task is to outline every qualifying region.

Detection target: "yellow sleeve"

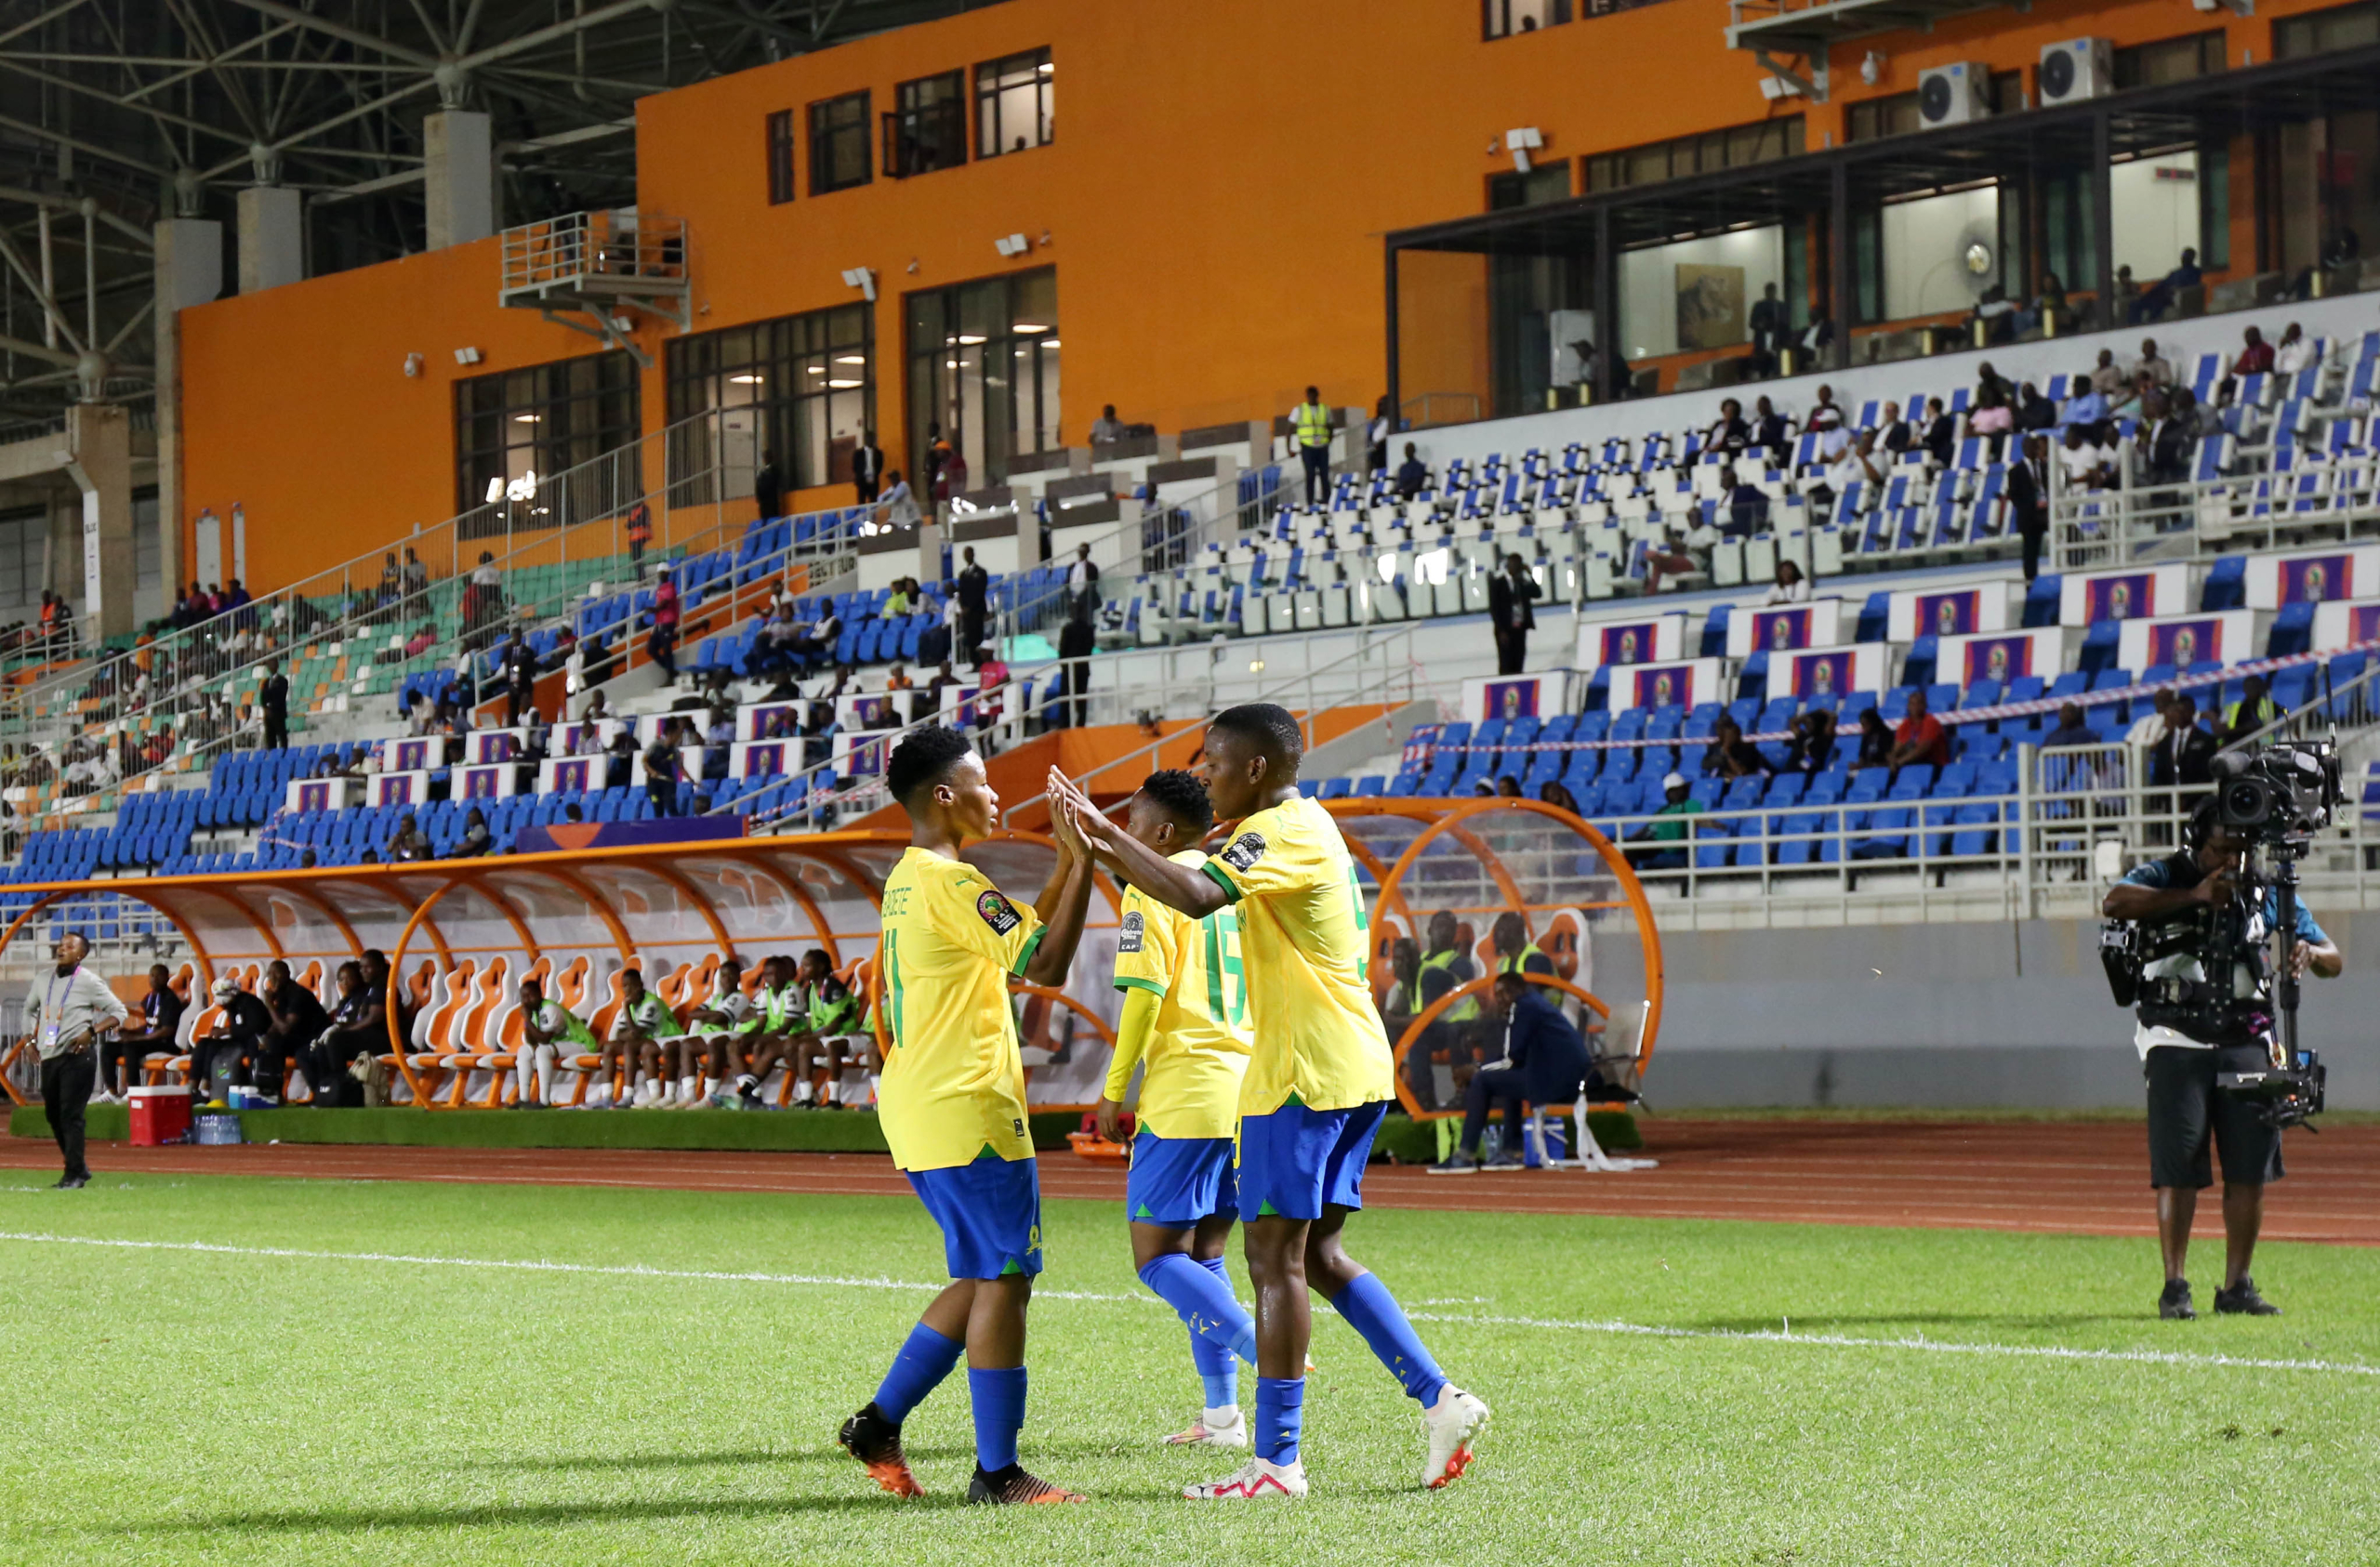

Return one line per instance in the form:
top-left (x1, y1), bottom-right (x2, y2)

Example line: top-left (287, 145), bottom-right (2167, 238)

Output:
top-left (1113, 888), bottom-right (1181, 1001)
top-left (936, 868), bottom-right (1046, 976)
top-left (1104, 985), bottom-right (1161, 1103)
top-left (1201, 804), bottom-right (1317, 904)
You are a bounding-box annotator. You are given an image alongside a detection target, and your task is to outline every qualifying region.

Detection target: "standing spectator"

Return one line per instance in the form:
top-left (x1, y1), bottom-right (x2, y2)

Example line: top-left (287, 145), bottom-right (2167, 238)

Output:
top-left (98, 963), bottom-right (185, 1103)
top-left (648, 563), bottom-right (681, 687)
top-left (1888, 690), bottom-right (1950, 775)
top-left (754, 449), bottom-right (784, 525)
top-left (1056, 614), bottom-right (1095, 729)
top-left (853, 430), bottom-right (885, 504)
top-left (1748, 283), bottom-right (1787, 376)
top-left (1289, 385), bottom-right (1334, 506)
top-left (1368, 392), bottom-right (1392, 473)
top-left (2007, 432), bottom-right (2052, 583)
top-left (922, 422), bottom-right (954, 498)
top-left (1066, 544), bottom-right (1101, 624)
top-left (955, 546), bottom-right (989, 665)
top-left (1088, 404), bottom-right (1125, 445)
top-left (2220, 674), bottom-right (2283, 744)
top-left (2127, 688), bottom-right (2177, 747)
top-left (259, 658), bottom-right (290, 751)
top-left (1394, 442), bottom-right (1429, 499)
top-left (2147, 691), bottom-right (2216, 830)
top-left (25, 933), bottom-right (126, 1186)
top-left (625, 500), bottom-right (654, 565)
top-left (1434, 972), bottom-right (1591, 1172)
top-left (1488, 554), bottom-right (1540, 676)
top-left (2041, 702), bottom-right (2096, 749)
top-left (505, 631), bottom-right (537, 727)
top-left (644, 718), bottom-right (685, 818)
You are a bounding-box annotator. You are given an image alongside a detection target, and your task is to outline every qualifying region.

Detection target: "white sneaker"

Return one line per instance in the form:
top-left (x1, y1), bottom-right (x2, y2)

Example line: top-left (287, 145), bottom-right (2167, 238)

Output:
top-left (1166, 1407), bottom-right (1250, 1448)
top-left (1183, 1455), bottom-right (1305, 1500)
top-left (1420, 1384), bottom-right (1488, 1489)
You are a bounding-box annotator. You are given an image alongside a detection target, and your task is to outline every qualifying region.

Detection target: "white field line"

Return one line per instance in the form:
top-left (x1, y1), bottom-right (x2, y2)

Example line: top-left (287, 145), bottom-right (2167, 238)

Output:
top-left (4, 1229), bottom-right (2376, 1380)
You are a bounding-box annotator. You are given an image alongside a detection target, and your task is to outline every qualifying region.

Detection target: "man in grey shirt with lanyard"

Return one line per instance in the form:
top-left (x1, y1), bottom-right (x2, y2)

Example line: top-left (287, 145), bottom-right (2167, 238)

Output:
top-left (25, 932), bottom-right (128, 1189)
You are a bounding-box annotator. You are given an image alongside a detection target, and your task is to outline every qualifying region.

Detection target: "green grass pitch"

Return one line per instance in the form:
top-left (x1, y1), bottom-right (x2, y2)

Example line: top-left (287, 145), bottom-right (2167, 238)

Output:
top-left (1, 1172), bottom-right (2374, 1565)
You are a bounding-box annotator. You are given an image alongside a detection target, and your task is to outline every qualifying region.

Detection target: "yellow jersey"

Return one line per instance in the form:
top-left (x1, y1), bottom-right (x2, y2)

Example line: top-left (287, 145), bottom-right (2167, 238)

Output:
top-left (877, 846), bottom-right (1045, 1171)
top-left (1199, 793), bottom-right (1394, 1115)
top-left (1108, 849), bottom-right (1254, 1140)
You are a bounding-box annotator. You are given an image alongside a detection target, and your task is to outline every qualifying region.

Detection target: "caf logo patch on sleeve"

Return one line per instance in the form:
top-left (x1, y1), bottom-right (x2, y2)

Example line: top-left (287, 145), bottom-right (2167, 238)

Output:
top-left (977, 889), bottom-right (1022, 934)
top-left (1118, 910), bottom-right (1144, 953)
top-left (1221, 832), bottom-right (1267, 872)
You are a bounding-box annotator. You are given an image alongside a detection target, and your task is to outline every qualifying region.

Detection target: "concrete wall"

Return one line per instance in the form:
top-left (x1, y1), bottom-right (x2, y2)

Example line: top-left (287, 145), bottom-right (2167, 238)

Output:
top-left (1598, 906), bottom-right (2378, 1111)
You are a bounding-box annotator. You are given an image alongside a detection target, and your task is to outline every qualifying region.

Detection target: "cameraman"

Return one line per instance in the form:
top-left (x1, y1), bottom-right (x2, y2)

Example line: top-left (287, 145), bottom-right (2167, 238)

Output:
top-left (2102, 804), bottom-right (2339, 1321)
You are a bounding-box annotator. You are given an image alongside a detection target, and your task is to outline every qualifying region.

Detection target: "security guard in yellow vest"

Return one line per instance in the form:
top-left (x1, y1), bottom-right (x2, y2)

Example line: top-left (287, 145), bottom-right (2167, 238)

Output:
top-left (2219, 673), bottom-right (2282, 747)
top-left (1290, 385), bottom-right (1334, 507)
top-left (1407, 913), bottom-right (1480, 1110)
top-left (1490, 913), bottom-right (1557, 989)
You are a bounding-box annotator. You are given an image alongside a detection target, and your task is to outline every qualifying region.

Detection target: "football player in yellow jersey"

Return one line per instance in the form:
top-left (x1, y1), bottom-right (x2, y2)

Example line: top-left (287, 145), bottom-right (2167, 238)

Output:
top-left (1051, 703), bottom-right (1488, 1501)
top-left (838, 726), bottom-right (1098, 1507)
top-left (1095, 770), bottom-right (1262, 1450)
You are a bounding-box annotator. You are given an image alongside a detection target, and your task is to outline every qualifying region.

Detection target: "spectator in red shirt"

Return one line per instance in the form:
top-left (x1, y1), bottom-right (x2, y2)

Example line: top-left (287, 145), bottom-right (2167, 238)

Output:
top-left (1888, 689), bottom-right (1950, 776)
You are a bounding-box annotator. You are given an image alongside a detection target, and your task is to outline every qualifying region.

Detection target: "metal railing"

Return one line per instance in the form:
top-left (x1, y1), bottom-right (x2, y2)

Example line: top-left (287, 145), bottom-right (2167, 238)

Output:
top-left (2051, 419), bottom-right (2380, 574)
top-left (499, 210), bottom-right (688, 296)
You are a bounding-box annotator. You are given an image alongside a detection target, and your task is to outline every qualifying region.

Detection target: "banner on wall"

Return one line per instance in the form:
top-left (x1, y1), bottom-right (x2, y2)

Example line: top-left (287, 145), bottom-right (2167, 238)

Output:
top-left (1773, 643), bottom-right (1891, 701)
top-left (837, 691), bottom-right (907, 732)
top-left (373, 770), bottom-right (430, 809)
top-left (1576, 612), bottom-right (1686, 669)
top-left (1726, 598), bottom-right (1847, 658)
top-left (454, 763), bottom-right (519, 801)
top-left (730, 740), bottom-right (794, 780)
top-left (2245, 546), bottom-right (2380, 609)
top-left (468, 731), bottom-right (521, 765)
top-left (2310, 597), bottom-right (2380, 651)
top-left (379, 737), bottom-right (436, 774)
top-left (2058, 563), bottom-right (2190, 626)
top-left (736, 702), bottom-right (805, 743)
top-left (537, 757), bottom-right (601, 796)
top-left (1886, 582), bottom-right (2017, 642)
top-left (284, 777), bottom-right (362, 814)
top-left (834, 731), bottom-right (894, 780)
top-left (1611, 658), bottom-right (1722, 710)
top-left (2114, 610), bottom-right (2265, 672)
top-left (1462, 671), bottom-right (1573, 723)
top-left (1934, 627), bottom-right (2071, 689)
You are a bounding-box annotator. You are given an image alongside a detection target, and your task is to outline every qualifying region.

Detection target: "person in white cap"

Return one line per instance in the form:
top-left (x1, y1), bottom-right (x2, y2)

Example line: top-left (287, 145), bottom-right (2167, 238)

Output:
top-left (24, 932), bottom-right (127, 1188)
top-left (1624, 770), bottom-right (1702, 872)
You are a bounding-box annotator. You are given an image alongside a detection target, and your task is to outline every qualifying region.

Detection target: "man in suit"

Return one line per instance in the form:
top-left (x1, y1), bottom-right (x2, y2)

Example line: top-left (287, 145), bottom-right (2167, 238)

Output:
top-left (852, 432), bottom-right (884, 504)
top-left (1487, 554), bottom-right (1540, 676)
top-left (259, 659), bottom-right (290, 750)
top-left (955, 546), bottom-right (990, 666)
top-left (754, 451), bottom-right (785, 523)
top-left (2006, 433), bottom-right (2052, 583)
top-left (2147, 692), bottom-right (2216, 840)
top-left (1065, 544), bottom-right (1101, 625)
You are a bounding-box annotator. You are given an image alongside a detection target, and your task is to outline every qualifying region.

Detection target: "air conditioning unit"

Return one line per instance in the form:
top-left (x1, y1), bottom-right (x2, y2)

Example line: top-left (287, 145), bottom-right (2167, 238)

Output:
top-left (2037, 38), bottom-right (2113, 105)
top-left (1917, 61), bottom-right (1992, 128)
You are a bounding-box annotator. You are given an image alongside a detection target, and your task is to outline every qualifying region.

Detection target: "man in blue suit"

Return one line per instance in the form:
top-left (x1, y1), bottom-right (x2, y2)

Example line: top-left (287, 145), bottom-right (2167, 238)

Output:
top-left (1433, 972), bottom-right (1592, 1172)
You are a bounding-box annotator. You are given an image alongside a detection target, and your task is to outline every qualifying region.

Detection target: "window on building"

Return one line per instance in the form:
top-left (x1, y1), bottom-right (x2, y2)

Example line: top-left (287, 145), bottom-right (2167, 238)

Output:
top-left (2275, 0), bottom-right (2377, 57)
top-left (975, 48), bottom-right (1052, 158)
top-left (1844, 93), bottom-right (1923, 143)
top-left (766, 110), bottom-right (796, 204)
top-left (1488, 164), bottom-right (1573, 209)
top-left (885, 71), bottom-right (967, 178)
top-left (665, 305), bottom-right (876, 499)
top-left (905, 267), bottom-right (1058, 494)
top-left (0, 508), bottom-right (42, 611)
top-left (1581, 117), bottom-right (1803, 191)
top-left (454, 351), bottom-right (642, 522)
top-left (1483, 0), bottom-right (1568, 37)
top-left (2114, 32), bottom-right (2226, 86)
top-left (810, 91), bottom-right (872, 193)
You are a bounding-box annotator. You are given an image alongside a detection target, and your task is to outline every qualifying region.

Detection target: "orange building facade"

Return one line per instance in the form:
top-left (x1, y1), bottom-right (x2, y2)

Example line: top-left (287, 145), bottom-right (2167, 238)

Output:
top-left (175, 0), bottom-right (2375, 597)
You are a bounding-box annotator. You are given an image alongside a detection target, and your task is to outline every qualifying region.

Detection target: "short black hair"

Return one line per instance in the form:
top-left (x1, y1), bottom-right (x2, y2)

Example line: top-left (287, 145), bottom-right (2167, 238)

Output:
top-left (1138, 769), bottom-right (1214, 836)
top-left (1210, 703), bottom-right (1303, 768)
top-left (887, 725), bottom-right (974, 808)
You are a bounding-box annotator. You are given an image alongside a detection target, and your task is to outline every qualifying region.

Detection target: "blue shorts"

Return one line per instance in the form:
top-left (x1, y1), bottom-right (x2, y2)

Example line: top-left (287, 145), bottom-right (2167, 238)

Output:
top-left (1237, 1100), bottom-right (1391, 1221)
top-left (906, 1154), bottom-right (1044, 1279)
top-left (1126, 1131), bottom-right (1238, 1229)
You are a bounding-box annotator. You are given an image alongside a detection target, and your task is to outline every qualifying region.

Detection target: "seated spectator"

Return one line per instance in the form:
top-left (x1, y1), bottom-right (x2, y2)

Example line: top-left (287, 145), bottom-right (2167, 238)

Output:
top-left (1813, 431), bottom-right (1882, 511)
top-left (874, 468), bottom-right (921, 530)
top-left (2135, 337), bottom-right (2175, 387)
top-left (922, 661), bottom-right (961, 711)
top-left (1434, 971), bottom-right (1593, 1172)
top-left (2060, 371), bottom-right (2109, 439)
top-left (599, 966), bottom-right (684, 1108)
top-left (1702, 715), bottom-right (1773, 780)
top-left (2016, 381), bottom-right (2057, 431)
top-left (259, 959), bottom-right (328, 1100)
top-left (1394, 442), bottom-right (1429, 499)
top-left (1804, 384), bottom-right (1848, 459)
top-left (1752, 395), bottom-right (1792, 462)
top-left (99, 963), bottom-right (185, 1102)
top-left (1765, 559), bottom-right (1809, 604)
top-left (1875, 399), bottom-right (1912, 454)
top-left (452, 806), bottom-right (495, 858)
top-left (1888, 690), bottom-right (1949, 775)
top-left (1537, 779), bottom-right (1580, 814)
top-left (1495, 774), bottom-right (1523, 798)
top-left (1640, 524), bottom-right (1707, 595)
top-left (2041, 702), bottom-right (2096, 749)
top-left (1719, 466), bottom-right (1769, 537)
top-left (2059, 423), bottom-right (2116, 491)
top-left (2273, 322), bottom-right (2318, 378)
top-left (2090, 347), bottom-right (2125, 397)
top-left (1470, 779), bottom-right (1496, 798)
top-left (1974, 361), bottom-right (2011, 406)
top-left (2221, 673), bottom-right (2284, 745)
top-left (1399, 912), bottom-right (1481, 1110)
top-left (1786, 706), bottom-right (1837, 776)
top-left (2217, 325), bottom-right (2274, 405)
top-left (1488, 912), bottom-right (1554, 985)
top-left (886, 662), bottom-right (915, 692)
top-left (1919, 397), bottom-right (1956, 467)
top-left (1854, 706), bottom-right (1894, 770)
top-left (1624, 770), bottom-right (1700, 871)
top-left (1088, 404), bottom-right (1126, 444)
top-left (389, 813), bottom-right (431, 863)
top-left (2132, 247), bottom-right (2200, 323)
top-left (1968, 383), bottom-right (2014, 452)
top-left (517, 973), bottom-right (598, 1107)
top-left (1379, 935), bottom-right (1424, 1052)
top-left (703, 707), bottom-right (735, 776)
top-left (403, 622), bottom-right (436, 658)
top-left (1705, 398), bottom-right (1751, 458)
top-left (2142, 388), bottom-right (2202, 483)
top-left (192, 975), bottom-right (272, 1106)
top-left (884, 578), bottom-right (914, 618)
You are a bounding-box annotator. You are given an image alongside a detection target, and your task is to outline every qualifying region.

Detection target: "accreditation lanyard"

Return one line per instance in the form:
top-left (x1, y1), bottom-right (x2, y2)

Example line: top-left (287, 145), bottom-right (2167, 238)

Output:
top-left (42, 966), bottom-right (78, 1048)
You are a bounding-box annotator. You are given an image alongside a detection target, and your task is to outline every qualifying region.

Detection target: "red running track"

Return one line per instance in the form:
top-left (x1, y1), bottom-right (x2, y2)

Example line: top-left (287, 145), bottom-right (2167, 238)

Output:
top-left (5, 1120), bottom-right (2376, 1245)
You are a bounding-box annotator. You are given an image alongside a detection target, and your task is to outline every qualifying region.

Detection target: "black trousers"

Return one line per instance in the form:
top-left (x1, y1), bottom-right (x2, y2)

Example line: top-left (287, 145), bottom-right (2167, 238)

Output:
top-left (1461, 1066), bottom-right (1528, 1157)
top-left (307, 1030), bottom-right (377, 1108)
top-left (959, 610), bottom-right (986, 664)
top-left (99, 1035), bottom-right (157, 1094)
top-left (2019, 524), bottom-right (2045, 583)
top-left (1495, 625), bottom-right (1527, 676)
top-left (40, 1048), bottom-right (96, 1179)
top-left (1300, 445), bottom-right (1329, 506)
top-left (264, 710), bottom-right (288, 749)
top-left (648, 777), bottom-right (677, 818)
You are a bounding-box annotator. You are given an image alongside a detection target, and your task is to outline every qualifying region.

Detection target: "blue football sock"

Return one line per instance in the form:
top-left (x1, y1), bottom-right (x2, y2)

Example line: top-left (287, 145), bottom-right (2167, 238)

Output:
top-left (871, 1322), bottom-right (962, 1423)
top-left (1255, 1376), bottom-right (1304, 1465)
top-left (1193, 1257), bottom-right (1246, 1404)
top-left (1139, 1253), bottom-right (1258, 1370)
top-left (1200, 1254), bottom-right (1262, 1366)
top-left (1332, 1271), bottom-right (1449, 1407)
top-left (968, 1365), bottom-right (1027, 1472)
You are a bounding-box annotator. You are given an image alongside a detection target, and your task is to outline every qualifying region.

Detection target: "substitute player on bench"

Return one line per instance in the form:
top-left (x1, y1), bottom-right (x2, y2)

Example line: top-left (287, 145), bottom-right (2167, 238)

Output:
top-left (1051, 704), bottom-right (1488, 1500)
top-left (838, 726), bottom-right (1097, 1505)
top-left (1097, 769), bottom-right (1261, 1449)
